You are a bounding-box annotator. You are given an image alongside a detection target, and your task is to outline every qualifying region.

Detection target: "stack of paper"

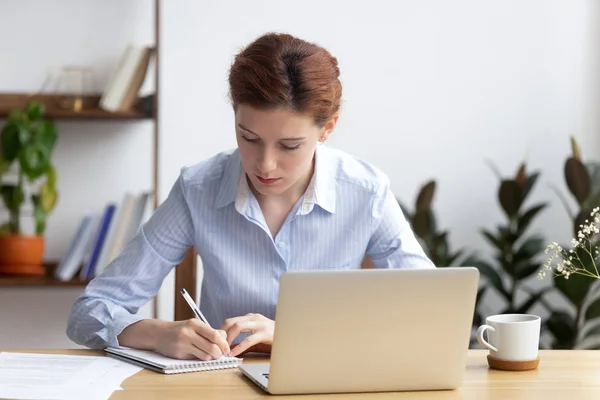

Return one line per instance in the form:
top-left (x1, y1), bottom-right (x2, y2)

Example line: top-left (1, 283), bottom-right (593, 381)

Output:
top-left (0, 352), bottom-right (142, 400)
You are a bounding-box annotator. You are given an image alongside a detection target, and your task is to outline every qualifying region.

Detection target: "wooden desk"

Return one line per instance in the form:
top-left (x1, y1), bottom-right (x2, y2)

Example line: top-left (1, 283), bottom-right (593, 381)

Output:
top-left (5, 349), bottom-right (600, 399)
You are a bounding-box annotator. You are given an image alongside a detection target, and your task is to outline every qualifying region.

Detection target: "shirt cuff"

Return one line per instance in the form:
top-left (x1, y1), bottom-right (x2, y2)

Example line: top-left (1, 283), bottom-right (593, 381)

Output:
top-left (105, 313), bottom-right (147, 348)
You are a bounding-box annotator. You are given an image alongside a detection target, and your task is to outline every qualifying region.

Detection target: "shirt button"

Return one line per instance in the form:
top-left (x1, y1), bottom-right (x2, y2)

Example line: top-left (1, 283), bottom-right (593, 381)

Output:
top-left (278, 241), bottom-right (285, 248)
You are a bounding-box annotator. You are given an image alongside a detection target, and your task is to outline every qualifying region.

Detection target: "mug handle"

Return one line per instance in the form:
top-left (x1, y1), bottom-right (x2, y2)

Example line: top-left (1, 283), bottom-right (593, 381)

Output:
top-left (476, 325), bottom-right (498, 352)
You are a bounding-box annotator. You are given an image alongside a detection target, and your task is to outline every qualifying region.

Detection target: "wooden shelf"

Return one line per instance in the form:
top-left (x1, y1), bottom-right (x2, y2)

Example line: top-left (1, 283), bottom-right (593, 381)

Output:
top-left (0, 262), bottom-right (90, 287)
top-left (0, 93), bottom-right (153, 120)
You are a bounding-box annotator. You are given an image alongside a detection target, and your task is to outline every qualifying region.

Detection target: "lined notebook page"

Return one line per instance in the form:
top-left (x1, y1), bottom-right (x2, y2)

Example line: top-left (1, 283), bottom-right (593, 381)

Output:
top-left (105, 347), bottom-right (242, 374)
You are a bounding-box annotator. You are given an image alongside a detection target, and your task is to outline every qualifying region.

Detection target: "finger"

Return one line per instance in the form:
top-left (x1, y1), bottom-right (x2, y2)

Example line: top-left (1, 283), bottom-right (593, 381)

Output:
top-left (229, 331), bottom-right (268, 357)
top-left (220, 315), bottom-right (251, 332)
top-left (220, 313), bottom-right (262, 331)
top-left (184, 342), bottom-right (213, 361)
top-left (225, 320), bottom-right (262, 346)
top-left (187, 330), bottom-right (227, 359)
top-left (189, 321), bottom-right (230, 355)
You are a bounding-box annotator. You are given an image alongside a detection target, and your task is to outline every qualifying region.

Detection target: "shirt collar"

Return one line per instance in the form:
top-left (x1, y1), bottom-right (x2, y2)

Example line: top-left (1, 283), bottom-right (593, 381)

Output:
top-left (215, 149), bottom-right (242, 209)
top-left (214, 145), bottom-right (336, 214)
top-left (298, 144), bottom-right (336, 215)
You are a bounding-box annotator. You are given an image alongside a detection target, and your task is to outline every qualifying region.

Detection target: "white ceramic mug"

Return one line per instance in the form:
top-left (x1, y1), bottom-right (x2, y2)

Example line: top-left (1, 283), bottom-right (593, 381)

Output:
top-left (476, 314), bottom-right (541, 361)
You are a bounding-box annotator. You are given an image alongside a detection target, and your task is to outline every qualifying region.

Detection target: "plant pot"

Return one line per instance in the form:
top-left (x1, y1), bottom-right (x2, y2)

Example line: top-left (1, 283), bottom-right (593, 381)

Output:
top-left (0, 235), bottom-right (46, 276)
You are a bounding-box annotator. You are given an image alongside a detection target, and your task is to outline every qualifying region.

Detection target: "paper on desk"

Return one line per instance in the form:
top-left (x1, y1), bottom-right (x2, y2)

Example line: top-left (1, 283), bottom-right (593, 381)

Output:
top-left (0, 352), bottom-right (141, 400)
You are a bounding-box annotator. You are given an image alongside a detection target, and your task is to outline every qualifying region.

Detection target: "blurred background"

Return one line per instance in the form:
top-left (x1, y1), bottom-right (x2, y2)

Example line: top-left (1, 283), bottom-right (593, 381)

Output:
top-left (0, 0), bottom-right (599, 351)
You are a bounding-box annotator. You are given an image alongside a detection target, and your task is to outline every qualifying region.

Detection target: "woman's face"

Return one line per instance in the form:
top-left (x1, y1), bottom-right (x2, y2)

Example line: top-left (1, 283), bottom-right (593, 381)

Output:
top-left (235, 104), bottom-right (336, 198)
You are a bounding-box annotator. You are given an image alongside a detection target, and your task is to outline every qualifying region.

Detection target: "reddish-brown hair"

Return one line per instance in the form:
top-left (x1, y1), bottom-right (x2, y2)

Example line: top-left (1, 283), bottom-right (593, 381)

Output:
top-left (228, 32), bottom-right (342, 127)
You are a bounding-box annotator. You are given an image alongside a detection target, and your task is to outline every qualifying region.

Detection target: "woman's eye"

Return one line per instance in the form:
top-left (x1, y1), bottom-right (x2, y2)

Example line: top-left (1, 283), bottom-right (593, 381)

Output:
top-left (281, 144), bottom-right (301, 151)
top-left (241, 135), bottom-right (258, 143)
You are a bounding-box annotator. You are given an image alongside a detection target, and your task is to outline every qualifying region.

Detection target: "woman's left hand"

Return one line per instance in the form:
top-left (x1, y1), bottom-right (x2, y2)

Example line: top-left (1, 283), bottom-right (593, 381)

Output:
top-left (220, 313), bottom-right (274, 357)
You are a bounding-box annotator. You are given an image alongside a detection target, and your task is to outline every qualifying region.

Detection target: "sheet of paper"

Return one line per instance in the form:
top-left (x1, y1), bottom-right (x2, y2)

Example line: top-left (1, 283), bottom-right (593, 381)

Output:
top-left (0, 352), bottom-right (141, 400)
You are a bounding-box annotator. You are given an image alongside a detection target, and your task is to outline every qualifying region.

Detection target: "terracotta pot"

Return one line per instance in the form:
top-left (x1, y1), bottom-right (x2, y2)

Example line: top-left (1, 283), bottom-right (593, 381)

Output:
top-left (0, 235), bottom-right (46, 276)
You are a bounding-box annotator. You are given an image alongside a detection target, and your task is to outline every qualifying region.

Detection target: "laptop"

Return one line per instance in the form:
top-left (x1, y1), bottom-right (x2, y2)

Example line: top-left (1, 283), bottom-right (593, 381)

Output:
top-left (238, 267), bottom-right (479, 395)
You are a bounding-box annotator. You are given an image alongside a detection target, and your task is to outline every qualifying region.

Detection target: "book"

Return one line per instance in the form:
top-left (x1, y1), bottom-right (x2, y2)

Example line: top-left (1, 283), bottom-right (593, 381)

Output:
top-left (54, 214), bottom-right (97, 281)
top-left (100, 44), bottom-right (152, 112)
top-left (105, 347), bottom-right (242, 374)
top-left (79, 204), bottom-right (116, 280)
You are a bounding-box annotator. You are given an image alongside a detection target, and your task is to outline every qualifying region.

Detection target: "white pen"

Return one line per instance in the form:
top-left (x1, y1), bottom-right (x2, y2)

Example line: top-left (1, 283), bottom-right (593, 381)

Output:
top-left (180, 288), bottom-right (212, 328)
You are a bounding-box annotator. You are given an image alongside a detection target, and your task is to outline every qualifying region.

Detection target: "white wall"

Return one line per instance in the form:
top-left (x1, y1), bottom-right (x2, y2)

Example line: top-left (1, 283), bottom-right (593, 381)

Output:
top-left (1, 0), bottom-right (599, 347)
top-left (159, 0), bottom-right (600, 326)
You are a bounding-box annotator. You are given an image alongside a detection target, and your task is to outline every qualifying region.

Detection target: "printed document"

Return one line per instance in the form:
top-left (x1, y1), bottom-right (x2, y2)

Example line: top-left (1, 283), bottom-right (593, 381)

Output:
top-left (0, 352), bottom-right (141, 400)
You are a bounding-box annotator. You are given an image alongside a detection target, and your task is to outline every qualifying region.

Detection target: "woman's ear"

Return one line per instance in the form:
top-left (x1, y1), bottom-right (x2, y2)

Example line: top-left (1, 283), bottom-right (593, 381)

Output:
top-left (319, 113), bottom-right (339, 143)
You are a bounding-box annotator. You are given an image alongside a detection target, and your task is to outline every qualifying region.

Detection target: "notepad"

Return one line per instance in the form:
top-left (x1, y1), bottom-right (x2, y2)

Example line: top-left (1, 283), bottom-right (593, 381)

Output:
top-left (105, 347), bottom-right (242, 374)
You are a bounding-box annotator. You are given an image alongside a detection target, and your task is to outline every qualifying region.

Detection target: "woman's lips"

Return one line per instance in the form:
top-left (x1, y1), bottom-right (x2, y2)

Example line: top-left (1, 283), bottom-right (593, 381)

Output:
top-left (256, 175), bottom-right (281, 184)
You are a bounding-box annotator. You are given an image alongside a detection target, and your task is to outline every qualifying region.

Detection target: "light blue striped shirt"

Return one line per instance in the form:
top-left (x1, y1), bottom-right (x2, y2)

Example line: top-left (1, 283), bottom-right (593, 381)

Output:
top-left (67, 145), bottom-right (434, 349)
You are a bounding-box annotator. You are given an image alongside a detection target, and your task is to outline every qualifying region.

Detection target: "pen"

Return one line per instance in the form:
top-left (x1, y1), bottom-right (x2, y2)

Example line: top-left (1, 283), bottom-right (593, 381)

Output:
top-left (180, 288), bottom-right (212, 328)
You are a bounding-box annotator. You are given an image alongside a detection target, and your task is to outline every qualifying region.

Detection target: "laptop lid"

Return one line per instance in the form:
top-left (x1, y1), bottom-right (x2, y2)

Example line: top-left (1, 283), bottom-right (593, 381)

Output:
top-left (267, 267), bottom-right (479, 395)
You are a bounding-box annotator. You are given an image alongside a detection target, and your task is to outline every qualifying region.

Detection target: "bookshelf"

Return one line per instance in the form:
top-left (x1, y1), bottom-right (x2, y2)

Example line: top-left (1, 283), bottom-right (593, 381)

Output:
top-left (0, 93), bottom-right (153, 120)
top-left (0, 263), bottom-right (89, 287)
top-left (0, 0), bottom-right (197, 322)
top-left (0, 1), bottom-right (161, 289)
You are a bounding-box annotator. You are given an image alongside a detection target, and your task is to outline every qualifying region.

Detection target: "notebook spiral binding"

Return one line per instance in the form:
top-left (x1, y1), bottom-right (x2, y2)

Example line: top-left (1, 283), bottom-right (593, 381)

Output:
top-left (170, 358), bottom-right (242, 373)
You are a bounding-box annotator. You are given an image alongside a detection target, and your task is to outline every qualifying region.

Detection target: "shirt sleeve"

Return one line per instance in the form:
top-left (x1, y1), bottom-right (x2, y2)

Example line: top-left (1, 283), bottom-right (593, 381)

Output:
top-left (66, 172), bottom-right (195, 349)
top-left (366, 179), bottom-right (436, 269)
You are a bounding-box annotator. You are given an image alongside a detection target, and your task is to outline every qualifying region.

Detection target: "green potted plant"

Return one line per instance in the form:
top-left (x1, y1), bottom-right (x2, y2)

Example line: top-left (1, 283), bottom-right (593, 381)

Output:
top-left (0, 101), bottom-right (58, 275)
top-left (539, 137), bottom-right (600, 349)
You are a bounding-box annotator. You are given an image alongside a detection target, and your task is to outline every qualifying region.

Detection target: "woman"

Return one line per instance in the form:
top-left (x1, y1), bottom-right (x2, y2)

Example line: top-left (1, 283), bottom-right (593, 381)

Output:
top-left (67, 32), bottom-right (434, 360)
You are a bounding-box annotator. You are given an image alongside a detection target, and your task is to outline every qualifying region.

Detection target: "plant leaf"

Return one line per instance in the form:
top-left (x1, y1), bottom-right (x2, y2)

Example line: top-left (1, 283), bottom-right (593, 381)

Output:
top-left (40, 180), bottom-right (57, 213)
top-left (576, 318), bottom-right (600, 344)
top-left (517, 203), bottom-right (547, 236)
top-left (565, 157), bottom-right (591, 204)
top-left (46, 164), bottom-right (57, 188)
top-left (546, 311), bottom-right (576, 349)
top-left (515, 262), bottom-right (543, 280)
top-left (0, 123), bottom-right (20, 162)
top-left (516, 287), bottom-right (551, 314)
top-left (554, 271), bottom-right (593, 307)
top-left (514, 236), bottom-right (545, 262)
top-left (515, 163), bottom-right (527, 187)
top-left (36, 120), bottom-right (57, 153)
top-left (26, 101), bottom-right (45, 120)
top-left (412, 210), bottom-right (432, 239)
top-left (473, 260), bottom-right (509, 301)
top-left (585, 162), bottom-right (600, 199)
top-left (498, 180), bottom-right (523, 218)
top-left (19, 142), bottom-right (50, 181)
top-left (571, 136), bottom-right (582, 161)
top-left (473, 287), bottom-right (487, 326)
top-left (447, 249), bottom-right (464, 266)
top-left (31, 194), bottom-right (46, 235)
top-left (415, 180), bottom-right (435, 212)
top-left (580, 280), bottom-right (600, 324)
top-left (0, 184), bottom-right (24, 213)
top-left (481, 229), bottom-right (504, 252)
top-left (522, 172), bottom-right (540, 202)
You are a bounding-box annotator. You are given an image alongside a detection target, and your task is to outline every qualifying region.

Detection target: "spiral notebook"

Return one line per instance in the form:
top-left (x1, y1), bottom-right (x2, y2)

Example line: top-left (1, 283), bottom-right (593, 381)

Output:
top-left (105, 347), bottom-right (242, 374)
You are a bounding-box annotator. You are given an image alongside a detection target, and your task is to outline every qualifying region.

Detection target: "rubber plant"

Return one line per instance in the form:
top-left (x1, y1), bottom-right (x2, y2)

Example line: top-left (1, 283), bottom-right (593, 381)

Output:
top-left (398, 180), bottom-right (486, 334)
top-left (472, 163), bottom-right (549, 317)
top-left (539, 137), bottom-right (600, 349)
top-left (0, 101), bottom-right (58, 275)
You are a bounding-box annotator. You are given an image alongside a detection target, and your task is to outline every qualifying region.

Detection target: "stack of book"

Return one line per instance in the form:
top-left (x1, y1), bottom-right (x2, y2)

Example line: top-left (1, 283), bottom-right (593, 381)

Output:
top-left (54, 191), bottom-right (153, 281)
top-left (99, 44), bottom-right (154, 112)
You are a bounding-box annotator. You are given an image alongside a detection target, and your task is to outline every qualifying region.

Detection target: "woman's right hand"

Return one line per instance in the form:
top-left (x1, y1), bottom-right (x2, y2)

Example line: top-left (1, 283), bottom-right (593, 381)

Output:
top-left (154, 319), bottom-right (231, 360)
top-left (118, 318), bottom-right (230, 361)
